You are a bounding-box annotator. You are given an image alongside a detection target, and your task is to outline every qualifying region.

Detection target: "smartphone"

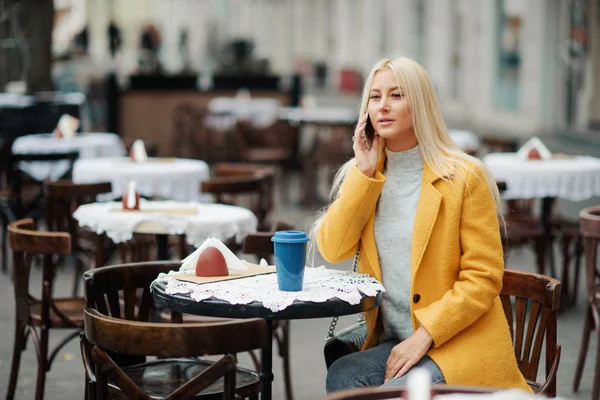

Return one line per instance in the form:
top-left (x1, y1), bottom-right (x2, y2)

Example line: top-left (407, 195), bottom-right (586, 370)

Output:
top-left (364, 115), bottom-right (375, 150)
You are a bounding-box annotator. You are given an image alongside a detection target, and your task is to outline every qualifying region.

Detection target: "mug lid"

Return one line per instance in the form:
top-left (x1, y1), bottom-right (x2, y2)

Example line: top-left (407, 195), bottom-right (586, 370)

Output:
top-left (271, 230), bottom-right (309, 244)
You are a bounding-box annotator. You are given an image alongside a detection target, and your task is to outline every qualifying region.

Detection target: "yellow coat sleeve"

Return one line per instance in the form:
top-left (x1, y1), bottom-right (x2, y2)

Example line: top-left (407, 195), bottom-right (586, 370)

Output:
top-left (414, 166), bottom-right (504, 347)
top-left (317, 165), bottom-right (386, 263)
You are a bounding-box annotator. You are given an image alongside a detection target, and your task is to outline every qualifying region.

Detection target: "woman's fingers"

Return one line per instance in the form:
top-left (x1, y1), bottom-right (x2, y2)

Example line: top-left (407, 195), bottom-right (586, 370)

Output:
top-left (385, 354), bottom-right (406, 381)
top-left (393, 358), bottom-right (416, 380)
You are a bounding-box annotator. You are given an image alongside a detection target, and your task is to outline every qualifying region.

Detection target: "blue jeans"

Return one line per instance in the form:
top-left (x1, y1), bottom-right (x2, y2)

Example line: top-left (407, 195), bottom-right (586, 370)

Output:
top-left (326, 340), bottom-right (445, 393)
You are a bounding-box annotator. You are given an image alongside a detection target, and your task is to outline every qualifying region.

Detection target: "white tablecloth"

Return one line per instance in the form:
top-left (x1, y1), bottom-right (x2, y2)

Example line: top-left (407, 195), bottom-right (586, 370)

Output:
top-left (280, 106), bottom-right (356, 125)
top-left (483, 152), bottom-right (600, 201)
top-left (449, 129), bottom-right (480, 153)
top-left (73, 200), bottom-right (257, 245)
top-left (12, 132), bottom-right (126, 181)
top-left (72, 157), bottom-right (211, 202)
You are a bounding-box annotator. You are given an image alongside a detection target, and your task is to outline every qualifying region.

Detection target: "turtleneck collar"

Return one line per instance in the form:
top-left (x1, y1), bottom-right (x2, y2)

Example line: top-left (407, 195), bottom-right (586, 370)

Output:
top-left (384, 145), bottom-right (424, 174)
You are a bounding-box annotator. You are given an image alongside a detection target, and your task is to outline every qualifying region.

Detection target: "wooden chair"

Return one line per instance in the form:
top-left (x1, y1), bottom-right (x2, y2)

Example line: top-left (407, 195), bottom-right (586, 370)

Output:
top-left (234, 119), bottom-right (300, 203)
top-left (202, 163), bottom-right (275, 232)
top-left (574, 206), bottom-right (600, 399)
top-left (497, 182), bottom-right (547, 275)
top-left (6, 219), bottom-right (85, 400)
top-left (0, 151), bottom-right (79, 273)
top-left (45, 180), bottom-right (114, 297)
top-left (172, 103), bottom-right (239, 164)
top-left (303, 124), bottom-right (354, 207)
top-left (322, 269), bottom-right (561, 397)
top-left (501, 269), bottom-right (561, 396)
top-left (325, 384), bottom-right (495, 399)
top-left (82, 261), bottom-right (267, 399)
top-left (241, 220), bottom-right (296, 400)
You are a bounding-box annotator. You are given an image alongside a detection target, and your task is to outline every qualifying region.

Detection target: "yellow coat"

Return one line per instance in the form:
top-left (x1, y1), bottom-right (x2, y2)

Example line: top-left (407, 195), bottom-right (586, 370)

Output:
top-left (317, 153), bottom-right (531, 391)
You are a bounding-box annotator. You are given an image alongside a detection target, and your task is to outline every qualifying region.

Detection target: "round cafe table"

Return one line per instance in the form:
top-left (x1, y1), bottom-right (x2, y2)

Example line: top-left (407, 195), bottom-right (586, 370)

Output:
top-left (152, 269), bottom-right (383, 400)
top-left (484, 152), bottom-right (600, 278)
top-left (73, 200), bottom-right (258, 259)
top-left (11, 132), bottom-right (126, 181)
top-left (72, 157), bottom-right (211, 202)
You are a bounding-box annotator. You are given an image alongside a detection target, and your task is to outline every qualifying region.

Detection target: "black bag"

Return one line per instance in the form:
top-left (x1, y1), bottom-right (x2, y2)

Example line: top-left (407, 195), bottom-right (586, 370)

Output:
top-left (324, 319), bottom-right (367, 369)
top-left (323, 248), bottom-right (368, 369)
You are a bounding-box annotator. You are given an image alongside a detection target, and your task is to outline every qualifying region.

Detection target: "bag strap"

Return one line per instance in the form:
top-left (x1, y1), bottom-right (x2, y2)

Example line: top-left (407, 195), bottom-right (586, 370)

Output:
top-left (325, 246), bottom-right (361, 341)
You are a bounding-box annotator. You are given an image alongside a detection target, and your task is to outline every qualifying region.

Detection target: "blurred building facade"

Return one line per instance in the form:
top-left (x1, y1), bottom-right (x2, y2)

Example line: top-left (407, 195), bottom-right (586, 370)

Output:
top-left (79, 0), bottom-right (599, 137)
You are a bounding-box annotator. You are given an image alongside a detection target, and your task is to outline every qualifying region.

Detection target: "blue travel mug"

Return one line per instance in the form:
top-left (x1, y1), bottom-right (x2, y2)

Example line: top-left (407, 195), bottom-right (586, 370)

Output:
top-left (271, 230), bottom-right (310, 291)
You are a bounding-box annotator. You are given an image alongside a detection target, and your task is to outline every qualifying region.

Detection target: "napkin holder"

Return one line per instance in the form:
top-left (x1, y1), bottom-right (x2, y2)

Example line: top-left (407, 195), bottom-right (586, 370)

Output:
top-left (181, 237), bottom-right (247, 273)
top-left (53, 114), bottom-right (79, 138)
top-left (122, 181), bottom-right (140, 210)
top-left (130, 139), bottom-right (148, 162)
top-left (173, 261), bottom-right (275, 285)
top-left (516, 137), bottom-right (552, 161)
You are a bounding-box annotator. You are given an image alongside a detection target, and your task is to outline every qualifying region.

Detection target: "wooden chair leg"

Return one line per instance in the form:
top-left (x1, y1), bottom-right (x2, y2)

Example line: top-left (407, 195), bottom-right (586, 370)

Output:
top-left (72, 256), bottom-right (84, 298)
top-left (594, 332), bottom-right (600, 400)
top-left (35, 327), bottom-right (49, 400)
top-left (6, 321), bottom-right (26, 400)
top-left (573, 238), bottom-right (584, 305)
top-left (560, 236), bottom-right (573, 305)
top-left (574, 306), bottom-right (593, 391)
top-left (534, 238), bottom-right (546, 276)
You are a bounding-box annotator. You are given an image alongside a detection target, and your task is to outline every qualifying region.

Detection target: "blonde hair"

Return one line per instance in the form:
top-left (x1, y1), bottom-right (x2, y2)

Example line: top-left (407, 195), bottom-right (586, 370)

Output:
top-left (308, 57), bottom-right (503, 265)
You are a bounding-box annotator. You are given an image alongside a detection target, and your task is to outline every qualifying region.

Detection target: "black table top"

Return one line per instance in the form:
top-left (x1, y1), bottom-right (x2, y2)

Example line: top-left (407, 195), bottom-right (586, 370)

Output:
top-left (152, 280), bottom-right (382, 320)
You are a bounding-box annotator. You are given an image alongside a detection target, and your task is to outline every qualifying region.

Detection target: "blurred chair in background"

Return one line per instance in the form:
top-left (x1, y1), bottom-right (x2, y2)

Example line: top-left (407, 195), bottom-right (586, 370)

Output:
top-left (202, 163), bottom-right (275, 232)
top-left (0, 151), bottom-right (78, 273)
top-left (6, 219), bottom-right (85, 400)
top-left (44, 180), bottom-right (114, 297)
top-left (573, 206), bottom-right (600, 399)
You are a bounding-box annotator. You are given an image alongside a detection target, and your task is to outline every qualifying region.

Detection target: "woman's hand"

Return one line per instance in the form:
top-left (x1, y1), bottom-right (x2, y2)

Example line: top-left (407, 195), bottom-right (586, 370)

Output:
top-left (385, 325), bottom-right (433, 382)
top-left (353, 113), bottom-right (380, 178)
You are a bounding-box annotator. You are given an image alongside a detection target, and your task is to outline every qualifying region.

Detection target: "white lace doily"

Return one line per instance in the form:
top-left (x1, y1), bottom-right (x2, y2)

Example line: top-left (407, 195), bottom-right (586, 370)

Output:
top-left (73, 200), bottom-right (257, 245)
top-left (153, 266), bottom-right (385, 312)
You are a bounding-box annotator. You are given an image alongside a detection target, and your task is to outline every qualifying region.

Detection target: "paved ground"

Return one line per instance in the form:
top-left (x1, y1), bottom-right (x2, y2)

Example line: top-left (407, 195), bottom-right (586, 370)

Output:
top-left (1, 124), bottom-right (600, 399)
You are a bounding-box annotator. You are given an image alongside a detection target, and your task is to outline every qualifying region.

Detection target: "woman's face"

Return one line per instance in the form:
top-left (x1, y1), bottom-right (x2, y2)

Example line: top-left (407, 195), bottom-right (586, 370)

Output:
top-left (367, 68), bottom-right (417, 152)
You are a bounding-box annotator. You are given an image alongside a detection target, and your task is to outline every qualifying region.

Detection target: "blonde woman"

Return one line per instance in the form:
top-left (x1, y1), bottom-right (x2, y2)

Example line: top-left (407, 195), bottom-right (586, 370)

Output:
top-left (314, 57), bottom-right (530, 392)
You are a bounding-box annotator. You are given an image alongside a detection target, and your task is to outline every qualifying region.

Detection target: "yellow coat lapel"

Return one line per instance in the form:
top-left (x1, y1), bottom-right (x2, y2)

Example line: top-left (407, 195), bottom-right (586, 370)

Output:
top-left (411, 164), bottom-right (444, 276)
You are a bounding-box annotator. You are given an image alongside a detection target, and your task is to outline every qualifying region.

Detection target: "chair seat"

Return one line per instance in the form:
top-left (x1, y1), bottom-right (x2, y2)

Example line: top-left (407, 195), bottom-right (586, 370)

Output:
top-left (504, 222), bottom-right (545, 242)
top-left (30, 297), bottom-right (85, 328)
top-left (108, 358), bottom-right (260, 399)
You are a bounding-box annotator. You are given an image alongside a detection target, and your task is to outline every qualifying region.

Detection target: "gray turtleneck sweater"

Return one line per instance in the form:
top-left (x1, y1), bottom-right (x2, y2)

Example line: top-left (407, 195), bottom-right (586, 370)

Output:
top-left (374, 145), bottom-right (424, 342)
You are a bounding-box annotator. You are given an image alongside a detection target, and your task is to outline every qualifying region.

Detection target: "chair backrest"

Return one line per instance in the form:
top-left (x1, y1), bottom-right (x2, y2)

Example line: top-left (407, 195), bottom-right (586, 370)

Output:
top-left (242, 220), bottom-right (296, 262)
top-left (83, 260), bottom-right (268, 354)
top-left (500, 269), bottom-right (561, 396)
top-left (4, 151), bottom-right (79, 215)
top-left (45, 180), bottom-right (112, 236)
top-left (202, 163), bottom-right (275, 231)
top-left (84, 261), bottom-right (181, 322)
top-left (325, 384), bottom-right (494, 399)
top-left (8, 219), bottom-right (72, 324)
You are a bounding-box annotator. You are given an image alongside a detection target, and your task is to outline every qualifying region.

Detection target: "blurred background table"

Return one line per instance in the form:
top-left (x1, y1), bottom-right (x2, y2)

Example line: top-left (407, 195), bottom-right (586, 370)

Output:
top-left (12, 132), bottom-right (126, 181)
top-left (72, 157), bottom-right (211, 202)
top-left (73, 200), bottom-right (258, 259)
